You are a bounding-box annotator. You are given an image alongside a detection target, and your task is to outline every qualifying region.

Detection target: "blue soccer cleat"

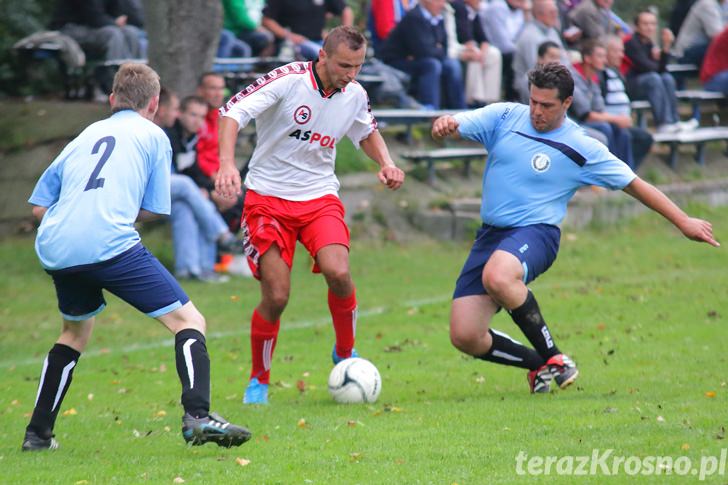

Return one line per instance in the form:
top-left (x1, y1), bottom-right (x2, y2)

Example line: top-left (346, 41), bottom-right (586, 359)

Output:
top-left (332, 344), bottom-right (359, 365)
top-left (181, 412), bottom-right (251, 447)
top-left (243, 377), bottom-right (269, 404)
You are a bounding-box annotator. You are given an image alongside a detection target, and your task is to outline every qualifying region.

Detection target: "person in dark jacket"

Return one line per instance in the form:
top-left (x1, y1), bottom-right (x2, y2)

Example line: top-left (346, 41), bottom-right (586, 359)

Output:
top-left (380, 0), bottom-right (466, 109)
top-left (624, 10), bottom-right (695, 133)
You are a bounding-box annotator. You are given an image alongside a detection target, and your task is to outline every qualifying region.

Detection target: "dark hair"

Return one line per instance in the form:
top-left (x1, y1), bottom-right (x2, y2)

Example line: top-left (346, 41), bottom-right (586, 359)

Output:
top-left (634, 9), bottom-right (654, 26)
top-left (580, 38), bottom-right (605, 58)
top-left (197, 72), bottom-right (224, 87)
top-left (323, 26), bottom-right (367, 55)
top-left (527, 63), bottom-right (574, 101)
top-left (159, 86), bottom-right (175, 107)
top-left (537, 40), bottom-right (560, 58)
top-left (180, 95), bottom-right (207, 112)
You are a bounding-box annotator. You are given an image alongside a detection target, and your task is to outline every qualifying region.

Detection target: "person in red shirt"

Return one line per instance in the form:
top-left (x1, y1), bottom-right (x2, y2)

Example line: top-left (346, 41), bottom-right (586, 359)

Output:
top-left (701, 26), bottom-right (728, 94)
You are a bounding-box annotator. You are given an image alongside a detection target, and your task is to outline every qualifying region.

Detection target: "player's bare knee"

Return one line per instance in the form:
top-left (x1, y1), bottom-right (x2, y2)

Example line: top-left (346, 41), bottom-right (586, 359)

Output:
top-left (265, 287), bottom-right (290, 313)
top-left (482, 270), bottom-right (512, 301)
top-left (449, 324), bottom-right (478, 354)
top-left (323, 267), bottom-right (352, 293)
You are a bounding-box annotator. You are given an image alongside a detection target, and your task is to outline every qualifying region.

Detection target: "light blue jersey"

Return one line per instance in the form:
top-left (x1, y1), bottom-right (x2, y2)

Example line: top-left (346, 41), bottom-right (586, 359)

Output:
top-left (455, 103), bottom-right (636, 227)
top-left (29, 110), bottom-right (172, 270)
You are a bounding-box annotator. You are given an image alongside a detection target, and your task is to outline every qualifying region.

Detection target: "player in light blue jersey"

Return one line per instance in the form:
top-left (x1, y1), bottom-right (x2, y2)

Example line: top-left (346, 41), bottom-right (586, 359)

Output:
top-left (23, 63), bottom-right (251, 451)
top-left (432, 63), bottom-right (719, 394)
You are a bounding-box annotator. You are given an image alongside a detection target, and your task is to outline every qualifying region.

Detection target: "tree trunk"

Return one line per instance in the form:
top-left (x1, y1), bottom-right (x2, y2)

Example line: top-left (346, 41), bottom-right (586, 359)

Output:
top-left (143, 0), bottom-right (221, 97)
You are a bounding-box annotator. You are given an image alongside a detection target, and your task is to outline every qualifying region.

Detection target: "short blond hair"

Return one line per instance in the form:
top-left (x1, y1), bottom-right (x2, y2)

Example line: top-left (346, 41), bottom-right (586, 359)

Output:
top-left (112, 63), bottom-right (161, 111)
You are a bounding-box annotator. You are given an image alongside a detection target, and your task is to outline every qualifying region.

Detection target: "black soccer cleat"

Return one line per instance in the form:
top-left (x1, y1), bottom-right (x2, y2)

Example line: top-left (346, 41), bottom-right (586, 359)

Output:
top-left (182, 412), bottom-right (252, 448)
top-left (527, 364), bottom-right (552, 394)
top-left (21, 429), bottom-right (59, 451)
top-left (546, 353), bottom-right (579, 389)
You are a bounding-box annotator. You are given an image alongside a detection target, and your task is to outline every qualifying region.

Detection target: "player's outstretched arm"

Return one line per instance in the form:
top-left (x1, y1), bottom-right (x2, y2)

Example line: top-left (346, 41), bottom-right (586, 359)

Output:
top-left (360, 130), bottom-right (405, 190)
top-left (431, 115), bottom-right (461, 140)
top-left (623, 177), bottom-right (720, 247)
top-left (215, 117), bottom-right (243, 199)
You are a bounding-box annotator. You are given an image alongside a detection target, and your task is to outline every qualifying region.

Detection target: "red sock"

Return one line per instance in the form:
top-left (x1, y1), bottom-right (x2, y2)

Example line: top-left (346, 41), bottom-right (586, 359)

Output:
top-left (249, 309), bottom-right (280, 385)
top-left (329, 289), bottom-right (357, 358)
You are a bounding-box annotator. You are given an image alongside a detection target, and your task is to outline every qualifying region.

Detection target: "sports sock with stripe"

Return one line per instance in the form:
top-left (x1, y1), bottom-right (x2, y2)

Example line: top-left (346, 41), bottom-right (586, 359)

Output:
top-left (174, 328), bottom-right (211, 418)
top-left (27, 343), bottom-right (80, 438)
top-left (476, 329), bottom-right (545, 370)
top-left (508, 290), bottom-right (561, 360)
top-left (249, 309), bottom-right (280, 385)
top-left (328, 289), bottom-right (357, 359)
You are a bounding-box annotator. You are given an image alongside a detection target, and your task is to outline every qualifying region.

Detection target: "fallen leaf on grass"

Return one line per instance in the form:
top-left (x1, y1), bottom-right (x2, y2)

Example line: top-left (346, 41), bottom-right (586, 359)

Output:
top-left (349, 452), bottom-right (363, 462)
top-left (297, 418), bottom-right (308, 429)
top-left (656, 416), bottom-right (665, 423)
top-left (681, 443), bottom-right (690, 451)
top-left (87, 393), bottom-right (94, 401)
top-left (296, 380), bottom-right (306, 393)
top-left (275, 381), bottom-right (292, 389)
top-left (74, 481), bottom-right (89, 484)
top-left (716, 426), bottom-right (725, 440)
top-left (705, 391), bottom-right (717, 398)
top-left (235, 457), bottom-right (251, 467)
top-left (155, 410), bottom-right (167, 417)
top-left (62, 408), bottom-right (77, 416)
top-left (173, 477), bottom-right (185, 484)
top-left (10, 400), bottom-right (19, 406)
top-left (230, 295), bottom-right (240, 302)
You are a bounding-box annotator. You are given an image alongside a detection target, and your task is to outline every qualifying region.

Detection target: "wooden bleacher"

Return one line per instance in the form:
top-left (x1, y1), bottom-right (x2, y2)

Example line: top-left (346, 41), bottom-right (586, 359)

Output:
top-left (400, 147), bottom-right (488, 185)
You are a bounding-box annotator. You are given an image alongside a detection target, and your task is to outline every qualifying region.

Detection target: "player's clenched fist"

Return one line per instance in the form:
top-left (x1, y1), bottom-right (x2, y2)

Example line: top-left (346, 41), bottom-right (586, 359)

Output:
top-left (431, 115), bottom-right (460, 140)
top-left (214, 163), bottom-right (242, 199)
top-left (378, 165), bottom-right (405, 190)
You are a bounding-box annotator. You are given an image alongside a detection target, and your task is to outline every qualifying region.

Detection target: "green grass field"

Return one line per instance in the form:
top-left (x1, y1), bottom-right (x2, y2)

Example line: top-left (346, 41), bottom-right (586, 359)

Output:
top-left (1, 205), bottom-right (727, 484)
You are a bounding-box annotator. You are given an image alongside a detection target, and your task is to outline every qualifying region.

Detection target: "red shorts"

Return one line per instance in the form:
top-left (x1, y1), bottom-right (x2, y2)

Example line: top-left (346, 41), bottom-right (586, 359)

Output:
top-left (241, 190), bottom-right (350, 279)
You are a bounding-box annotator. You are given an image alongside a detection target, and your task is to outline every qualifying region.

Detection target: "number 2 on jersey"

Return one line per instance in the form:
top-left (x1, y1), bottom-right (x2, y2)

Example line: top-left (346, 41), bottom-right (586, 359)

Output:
top-left (84, 136), bottom-right (116, 191)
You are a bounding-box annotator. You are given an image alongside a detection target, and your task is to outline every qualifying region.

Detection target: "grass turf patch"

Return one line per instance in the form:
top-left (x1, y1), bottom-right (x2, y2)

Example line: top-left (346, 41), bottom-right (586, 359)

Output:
top-left (1, 205), bottom-right (726, 483)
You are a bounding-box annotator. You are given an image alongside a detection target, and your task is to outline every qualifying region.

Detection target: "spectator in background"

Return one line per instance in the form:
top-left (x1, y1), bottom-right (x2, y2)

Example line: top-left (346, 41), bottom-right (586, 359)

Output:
top-left (481, 0), bottom-right (530, 101)
top-left (570, 40), bottom-right (637, 169)
top-left (450, 0), bottom-right (503, 106)
top-left (624, 10), bottom-right (697, 133)
top-left (380, 0), bottom-right (466, 109)
top-left (262, 0), bottom-right (353, 61)
top-left (513, 0), bottom-right (570, 103)
top-left (568, 0), bottom-right (619, 44)
top-left (369, 0), bottom-right (412, 56)
top-left (111, 0), bottom-right (147, 56)
top-left (670, 0), bottom-right (698, 39)
top-left (700, 26), bottom-right (728, 93)
top-left (50, 0), bottom-right (144, 93)
top-left (192, 72), bottom-right (245, 232)
top-left (672, 0), bottom-right (725, 66)
top-left (161, 95), bottom-right (239, 283)
top-left (599, 35), bottom-right (653, 171)
top-left (223, 0), bottom-right (275, 56)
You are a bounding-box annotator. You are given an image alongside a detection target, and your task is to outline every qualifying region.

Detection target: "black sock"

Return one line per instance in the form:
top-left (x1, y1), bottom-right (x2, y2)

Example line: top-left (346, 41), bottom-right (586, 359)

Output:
top-left (508, 290), bottom-right (561, 360)
top-left (27, 343), bottom-right (81, 438)
top-left (175, 329), bottom-right (210, 418)
top-left (476, 329), bottom-right (545, 370)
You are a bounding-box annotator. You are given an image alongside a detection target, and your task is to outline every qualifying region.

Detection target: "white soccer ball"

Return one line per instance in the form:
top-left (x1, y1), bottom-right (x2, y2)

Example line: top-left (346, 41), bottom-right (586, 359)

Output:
top-left (328, 357), bottom-right (382, 404)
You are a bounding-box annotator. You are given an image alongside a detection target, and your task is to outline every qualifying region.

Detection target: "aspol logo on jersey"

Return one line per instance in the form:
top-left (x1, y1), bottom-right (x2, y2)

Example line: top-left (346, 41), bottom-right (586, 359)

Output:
top-left (288, 129), bottom-right (336, 149)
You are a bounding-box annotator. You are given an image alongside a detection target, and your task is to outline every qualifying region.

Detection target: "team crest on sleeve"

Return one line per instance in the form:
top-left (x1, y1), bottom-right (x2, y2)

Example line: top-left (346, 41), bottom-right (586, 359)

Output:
top-left (294, 105), bottom-right (312, 124)
top-left (531, 153), bottom-right (551, 173)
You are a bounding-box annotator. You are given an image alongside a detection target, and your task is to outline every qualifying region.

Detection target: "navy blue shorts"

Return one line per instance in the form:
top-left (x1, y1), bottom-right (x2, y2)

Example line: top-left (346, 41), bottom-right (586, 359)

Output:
top-left (453, 224), bottom-right (561, 299)
top-left (47, 243), bottom-right (190, 321)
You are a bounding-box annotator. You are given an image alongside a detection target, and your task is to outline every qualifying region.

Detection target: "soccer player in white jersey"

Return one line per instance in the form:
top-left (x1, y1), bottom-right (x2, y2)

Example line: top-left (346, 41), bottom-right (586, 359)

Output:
top-left (23, 64), bottom-right (251, 451)
top-left (432, 63), bottom-right (719, 394)
top-left (216, 26), bottom-right (405, 404)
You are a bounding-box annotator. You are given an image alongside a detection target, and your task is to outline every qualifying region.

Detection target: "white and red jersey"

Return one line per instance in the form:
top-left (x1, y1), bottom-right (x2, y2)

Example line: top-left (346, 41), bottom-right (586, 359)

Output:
top-left (221, 61), bottom-right (377, 201)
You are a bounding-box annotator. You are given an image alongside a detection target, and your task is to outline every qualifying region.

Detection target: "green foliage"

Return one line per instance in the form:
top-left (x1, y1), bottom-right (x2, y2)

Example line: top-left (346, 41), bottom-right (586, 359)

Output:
top-left (335, 137), bottom-right (374, 174)
top-left (1, 206), bottom-right (727, 482)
